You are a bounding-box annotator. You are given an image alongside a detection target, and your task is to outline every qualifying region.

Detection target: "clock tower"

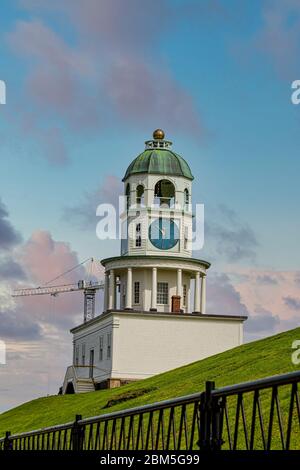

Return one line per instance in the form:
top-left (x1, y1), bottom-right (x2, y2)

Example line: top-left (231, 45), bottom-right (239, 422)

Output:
top-left (63, 129), bottom-right (246, 393)
top-left (121, 129), bottom-right (193, 258)
top-left (101, 130), bottom-right (209, 314)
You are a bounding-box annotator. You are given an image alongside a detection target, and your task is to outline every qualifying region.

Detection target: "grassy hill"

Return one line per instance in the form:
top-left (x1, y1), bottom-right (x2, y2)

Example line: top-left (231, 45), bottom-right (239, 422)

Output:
top-left (0, 327), bottom-right (299, 440)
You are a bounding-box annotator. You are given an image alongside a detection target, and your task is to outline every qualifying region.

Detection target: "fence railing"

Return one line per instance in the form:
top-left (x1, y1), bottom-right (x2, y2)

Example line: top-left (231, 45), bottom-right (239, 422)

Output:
top-left (1, 370), bottom-right (299, 451)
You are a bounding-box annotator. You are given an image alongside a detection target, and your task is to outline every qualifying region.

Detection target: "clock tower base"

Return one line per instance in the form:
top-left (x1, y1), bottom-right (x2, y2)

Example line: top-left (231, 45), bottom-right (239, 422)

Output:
top-left (63, 309), bottom-right (246, 394)
top-left (101, 255), bottom-right (210, 314)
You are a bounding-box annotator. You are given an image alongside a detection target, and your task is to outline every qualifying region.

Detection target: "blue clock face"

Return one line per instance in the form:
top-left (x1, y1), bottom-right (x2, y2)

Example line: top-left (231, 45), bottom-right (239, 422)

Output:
top-left (149, 218), bottom-right (179, 250)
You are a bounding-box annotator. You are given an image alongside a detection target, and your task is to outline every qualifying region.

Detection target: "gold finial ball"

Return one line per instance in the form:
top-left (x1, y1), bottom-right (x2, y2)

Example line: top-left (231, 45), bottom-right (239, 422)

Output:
top-left (153, 129), bottom-right (165, 140)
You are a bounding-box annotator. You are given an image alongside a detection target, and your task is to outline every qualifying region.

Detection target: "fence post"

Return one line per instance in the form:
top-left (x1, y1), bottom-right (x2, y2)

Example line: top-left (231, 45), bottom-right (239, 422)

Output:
top-left (199, 381), bottom-right (224, 451)
top-left (72, 414), bottom-right (84, 451)
top-left (4, 431), bottom-right (12, 451)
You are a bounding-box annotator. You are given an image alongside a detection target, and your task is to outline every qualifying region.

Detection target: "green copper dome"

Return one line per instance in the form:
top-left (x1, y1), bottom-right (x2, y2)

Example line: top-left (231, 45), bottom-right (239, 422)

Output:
top-left (122, 131), bottom-right (194, 181)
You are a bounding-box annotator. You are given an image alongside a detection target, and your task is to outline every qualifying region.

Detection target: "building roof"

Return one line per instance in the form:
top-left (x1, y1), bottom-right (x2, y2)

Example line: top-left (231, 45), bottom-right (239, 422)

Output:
top-left (122, 132), bottom-right (194, 181)
top-left (101, 255), bottom-right (211, 270)
top-left (71, 309), bottom-right (247, 334)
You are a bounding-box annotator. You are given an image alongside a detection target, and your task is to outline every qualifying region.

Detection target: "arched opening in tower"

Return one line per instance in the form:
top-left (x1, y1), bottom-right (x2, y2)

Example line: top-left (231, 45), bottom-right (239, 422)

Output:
top-left (154, 180), bottom-right (175, 208)
top-left (136, 184), bottom-right (145, 206)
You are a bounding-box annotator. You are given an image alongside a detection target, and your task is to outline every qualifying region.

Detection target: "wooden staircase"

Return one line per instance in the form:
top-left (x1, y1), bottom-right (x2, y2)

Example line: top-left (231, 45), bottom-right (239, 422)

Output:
top-left (76, 378), bottom-right (95, 393)
top-left (62, 366), bottom-right (95, 394)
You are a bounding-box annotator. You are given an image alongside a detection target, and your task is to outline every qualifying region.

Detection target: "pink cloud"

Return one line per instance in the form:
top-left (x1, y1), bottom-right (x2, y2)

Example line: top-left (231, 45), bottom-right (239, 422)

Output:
top-left (207, 268), bottom-right (300, 341)
top-left (104, 58), bottom-right (202, 134)
top-left (19, 230), bottom-right (85, 285)
top-left (7, 19), bottom-right (98, 125)
top-left (6, 1), bottom-right (204, 167)
top-left (0, 215), bottom-right (104, 409)
top-left (21, 0), bottom-right (171, 53)
top-left (207, 272), bottom-right (248, 317)
top-left (13, 230), bottom-right (91, 327)
top-left (231, 268), bottom-right (300, 326)
top-left (244, 0), bottom-right (300, 79)
top-left (8, 19), bottom-right (92, 75)
top-left (5, 18), bottom-right (103, 166)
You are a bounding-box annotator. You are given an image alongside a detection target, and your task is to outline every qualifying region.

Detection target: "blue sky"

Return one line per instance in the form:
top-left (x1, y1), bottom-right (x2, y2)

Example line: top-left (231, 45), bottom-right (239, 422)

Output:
top-left (1, 0), bottom-right (300, 268)
top-left (1, 0), bottom-right (300, 411)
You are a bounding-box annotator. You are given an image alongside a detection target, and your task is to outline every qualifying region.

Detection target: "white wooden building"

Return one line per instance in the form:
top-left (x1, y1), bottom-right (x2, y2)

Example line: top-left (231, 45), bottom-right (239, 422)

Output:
top-left (62, 130), bottom-right (246, 394)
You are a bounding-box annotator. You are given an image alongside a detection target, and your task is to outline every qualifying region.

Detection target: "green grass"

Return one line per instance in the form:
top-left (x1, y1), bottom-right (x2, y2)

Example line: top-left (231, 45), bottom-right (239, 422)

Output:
top-left (0, 327), bottom-right (299, 442)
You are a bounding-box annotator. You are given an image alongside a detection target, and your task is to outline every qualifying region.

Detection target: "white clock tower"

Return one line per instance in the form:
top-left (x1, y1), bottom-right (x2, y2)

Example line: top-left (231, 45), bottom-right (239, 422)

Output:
top-left (121, 128), bottom-right (193, 259)
top-left (102, 129), bottom-right (208, 314)
top-left (63, 130), bottom-right (246, 393)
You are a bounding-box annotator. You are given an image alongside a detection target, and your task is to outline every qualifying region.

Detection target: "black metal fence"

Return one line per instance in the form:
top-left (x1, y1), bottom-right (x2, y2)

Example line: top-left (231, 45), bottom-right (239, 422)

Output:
top-left (1, 370), bottom-right (299, 451)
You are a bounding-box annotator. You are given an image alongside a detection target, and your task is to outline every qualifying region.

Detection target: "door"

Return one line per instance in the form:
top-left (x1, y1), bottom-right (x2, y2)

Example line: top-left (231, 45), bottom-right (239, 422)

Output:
top-left (89, 349), bottom-right (94, 379)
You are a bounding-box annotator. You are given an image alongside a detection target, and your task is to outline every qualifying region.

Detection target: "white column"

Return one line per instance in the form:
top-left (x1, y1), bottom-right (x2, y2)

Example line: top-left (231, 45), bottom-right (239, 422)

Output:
top-left (177, 268), bottom-right (182, 308)
top-left (186, 277), bottom-right (191, 313)
top-left (151, 267), bottom-right (157, 311)
top-left (109, 269), bottom-right (115, 310)
top-left (104, 271), bottom-right (109, 312)
top-left (200, 274), bottom-right (206, 314)
top-left (194, 271), bottom-right (200, 312)
top-left (125, 267), bottom-right (133, 309)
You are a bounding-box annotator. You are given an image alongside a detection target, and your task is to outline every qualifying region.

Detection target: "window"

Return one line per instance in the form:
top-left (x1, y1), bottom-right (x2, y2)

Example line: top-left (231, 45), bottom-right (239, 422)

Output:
top-left (99, 336), bottom-right (103, 361)
top-left (183, 284), bottom-right (187, 306)
top-left (75, 345), bottom-right (79, 366)
top-left (134, 281), bottom-right (140, 304)
top-left (184, 188), bottom-right (190, 210)
top-left (157, 282), bottom-right (169, 305)
top-left (136, 185), bottom-right (144, 206)
top-left (184, 225), bottom-right (189, 250)
top-left (122, 283), bottom-right (126, 308)
top-left (126, 184), bottom-right (130, 211)
top-left (107, 332), bottom-right (111, 359)
top-left (82, 343), bottom-right (86, 366)
top-left (135, 223), bottom-right (142, 247)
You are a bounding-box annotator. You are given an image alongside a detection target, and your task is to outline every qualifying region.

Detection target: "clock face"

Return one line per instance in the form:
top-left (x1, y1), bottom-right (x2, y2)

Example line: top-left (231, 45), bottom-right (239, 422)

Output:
top-left (149, 218), bottom-right (179, 250)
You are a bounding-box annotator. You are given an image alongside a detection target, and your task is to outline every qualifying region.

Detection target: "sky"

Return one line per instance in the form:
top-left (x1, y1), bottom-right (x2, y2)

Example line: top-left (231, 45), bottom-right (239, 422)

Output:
top-left (0, 0), bottom-right (300, 412)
